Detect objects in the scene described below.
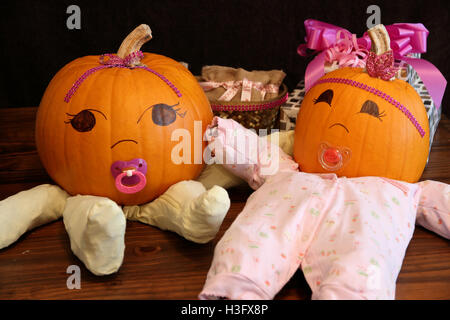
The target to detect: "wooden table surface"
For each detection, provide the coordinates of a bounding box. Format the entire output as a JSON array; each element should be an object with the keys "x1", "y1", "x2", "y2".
[{"x1": 0, "y1": 107, "x2": 449, "y2": 300}]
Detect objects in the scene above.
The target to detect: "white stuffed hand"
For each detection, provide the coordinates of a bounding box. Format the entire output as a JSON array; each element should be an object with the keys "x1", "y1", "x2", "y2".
[{"x1": 124, "y1": 180, "x2": 230, "y2": 243}]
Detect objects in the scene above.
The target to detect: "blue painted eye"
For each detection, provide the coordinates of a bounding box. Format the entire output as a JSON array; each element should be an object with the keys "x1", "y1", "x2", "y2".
[
  {"x1": 152, "y1": 104, "x2": 178, "y2": 126},
  {"x1": 137, "y1": 102, "x2": 187, "y2": 126}
]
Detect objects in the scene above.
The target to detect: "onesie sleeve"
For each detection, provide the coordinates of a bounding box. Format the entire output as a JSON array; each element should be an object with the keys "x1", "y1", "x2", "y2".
[
  {"x1": 205, "y1": 117, "x2": 298, "y2": 190},
  {"x1": 415, "y1": 180, "x2": 450, "y2": 239}
]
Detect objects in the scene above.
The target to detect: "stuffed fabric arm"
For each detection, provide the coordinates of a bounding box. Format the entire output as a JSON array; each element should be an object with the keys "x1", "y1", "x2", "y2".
[
  {"x1": 415, "y1": 180, "x2": 450, "y2": 239},
  {"x1": 0, "y1": 184, "x2": 69, "y2": 249},
  {"x1": 205, "y1": 117, "x2": 298, "y2": 190},
  {"x1": 197, "y1": 130, "x2": 295, "y2": 190},
  {"x1": 196, "y1": 164, "x2": 245, "y2": 190},
  {"x1": 124, "y1": 180, "x2": 230, "y2": 243}
]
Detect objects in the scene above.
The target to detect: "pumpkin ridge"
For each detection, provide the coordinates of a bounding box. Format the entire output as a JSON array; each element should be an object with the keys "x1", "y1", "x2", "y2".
[
  {"x1": 36, "y1": 61, "x2": 79, "y2": 171},
  {"x1": 74, "y1": 64, "x2": 110, "y2": 196},
  {"x1": 57, "y1": 61, "x2": 101, "y2": 195},
  {"x1": 108, "y1": 67, "x2": 122, "y2": 198},
  {"x1": 355, "y1": 72, "x2": 381, "y2": 178},
  {"x1": 131, "y1": 66, "x2": 156, "y2": 203},
  {"x1": 132, "y1": 67, "x2": 144, "y2": 188}
]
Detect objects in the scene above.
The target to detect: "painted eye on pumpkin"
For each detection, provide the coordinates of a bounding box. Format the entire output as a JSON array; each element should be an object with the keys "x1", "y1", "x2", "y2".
[
  {"x1": 313, "y1": 89, "x2": 334, "y2": 106},
  {"x1": 359, "y1": 100, "x2": 386, "y2": 121},
  {"x1": 64, "y1": 109, "x2": 107, "y2": 132},
  {"x1": 137, "y1": 102, "x2": 187, "y2": 126}
]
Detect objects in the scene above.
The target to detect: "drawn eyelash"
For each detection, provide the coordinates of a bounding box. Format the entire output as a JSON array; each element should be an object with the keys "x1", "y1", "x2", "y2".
[
  {"x1": 359, "y1": 100, "x2": 386, "y2": 121},
  {"x1": 64, "y1": 108, "x2": 107, "y2": 132},
  {"x1": 313, "y1": 89, "x2": 334, "y2": 106}
]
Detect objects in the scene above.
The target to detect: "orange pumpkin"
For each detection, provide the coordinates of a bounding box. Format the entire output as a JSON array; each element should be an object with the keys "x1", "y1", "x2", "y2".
[
  {"x1": 36, "y1": 25, "x2": 212, "y2": 205},
  {"x1": 294, "y1": 24, "x2": 431, "y2": 183},
  {"x1": 294, "y1": 66, "x2": 429, "y2": 182}
]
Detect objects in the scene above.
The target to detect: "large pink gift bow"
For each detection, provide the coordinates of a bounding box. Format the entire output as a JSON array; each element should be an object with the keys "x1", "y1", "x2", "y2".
[
  {"x1": 298, "y1": 19, "x2": 447, "y2": 110},
  {"x1": 385, "y1": 23, "x2": 447, "y2": 110}
]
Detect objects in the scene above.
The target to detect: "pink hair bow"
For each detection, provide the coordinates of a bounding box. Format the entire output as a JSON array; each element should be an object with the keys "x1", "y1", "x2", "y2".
[
  {"x1": 324, "y1": 30, "x2": 369, "y2": 68},
  {"x1": 99, "y1": 51, "x2": 145, "y2": 67},
  {"x1": 383, "y1": 23, "x2": 446, "y2": 109},
  {"x1": 297, "y1": 19, "x2": 371, "y2": 92},
  {"x1": 298, "y1": 20, "x2": 446, "y2": 110},
  {"x1": 385, "y1": 23, "x2": 428, "y2": 58}
]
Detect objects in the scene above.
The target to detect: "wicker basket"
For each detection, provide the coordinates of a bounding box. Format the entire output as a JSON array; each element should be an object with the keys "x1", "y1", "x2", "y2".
[{"x1": 207, "y1": 84, "x2": 288, "y2": 131}]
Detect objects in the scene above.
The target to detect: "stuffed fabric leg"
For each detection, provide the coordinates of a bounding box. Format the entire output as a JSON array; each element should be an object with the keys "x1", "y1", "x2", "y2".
[
  {"x1": 124, "y1": 180, "x2": 230, "y2": 243},
  {"x1": 0, "y1": 184, "x2": 69, "y2": 249},
  {"x1": 63, "y1": 195, "x2": 126, "y2": 276}
]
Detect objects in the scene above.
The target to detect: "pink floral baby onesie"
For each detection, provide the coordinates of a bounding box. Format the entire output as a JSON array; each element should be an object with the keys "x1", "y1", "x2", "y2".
[{"x1": 199, "y1": 117, "x2": 450, "y2": 300}]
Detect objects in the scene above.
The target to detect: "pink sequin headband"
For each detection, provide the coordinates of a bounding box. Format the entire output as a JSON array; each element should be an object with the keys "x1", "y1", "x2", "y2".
[
  {"x1": 64, "y1": 51, "x2": 182, "y2": 103},
  {"x1": 314, "y1": 77, "x2": 426, "y2": 138}
]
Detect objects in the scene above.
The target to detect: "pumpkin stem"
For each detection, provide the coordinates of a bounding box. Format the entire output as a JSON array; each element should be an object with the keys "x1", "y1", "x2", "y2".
[
  {"x1": 366, "y1": 24, "x2": 398, "y2": 80},
  {"x1": 117, "y1": 24, "x2": 153, "y2": 63},
  {"x1": 367, "y1": 24, "x2": 391, "y2": 55}
]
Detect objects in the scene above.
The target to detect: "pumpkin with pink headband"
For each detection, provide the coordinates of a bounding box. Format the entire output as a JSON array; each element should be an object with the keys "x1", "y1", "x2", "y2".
[
  {"x1": 0, "y1": 25, "x2": 231, "y2": 276},
  {"x1": 294, "y1": 25, "x2": 430, "y2": 182},
  {"x1": 38, "y1": 24, "x2": 210, "y2": 205}
]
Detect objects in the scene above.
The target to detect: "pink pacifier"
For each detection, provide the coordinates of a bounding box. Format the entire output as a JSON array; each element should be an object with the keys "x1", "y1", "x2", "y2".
[
  {"x1": 111, "y1": 159, "x2": 147, "y2": 194},
  {"x1": 318, "y1": 142, "x2": 351, "y2": 171}
]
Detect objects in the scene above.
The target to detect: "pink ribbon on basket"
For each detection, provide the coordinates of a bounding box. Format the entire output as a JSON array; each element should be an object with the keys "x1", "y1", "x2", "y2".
[
  {"x1": 298, "y1": 19, "x2": 447, "y2": 109},
  {"x1": 199, "y1": 78, "x2": 279, "y2": 102}
]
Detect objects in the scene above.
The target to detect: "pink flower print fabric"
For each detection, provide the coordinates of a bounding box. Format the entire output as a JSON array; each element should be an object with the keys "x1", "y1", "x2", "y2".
[
  {"x1": 205, "y1": 116, "x2": 299, "y2": 190},
  {"x1": 199, "y1": 117, "x2": 450, "y2": 300}
]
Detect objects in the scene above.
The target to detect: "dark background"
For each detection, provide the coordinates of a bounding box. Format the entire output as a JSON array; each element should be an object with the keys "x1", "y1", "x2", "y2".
[{"x1": 1, "y1": 0, "x2": 449, "y2": 116}]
